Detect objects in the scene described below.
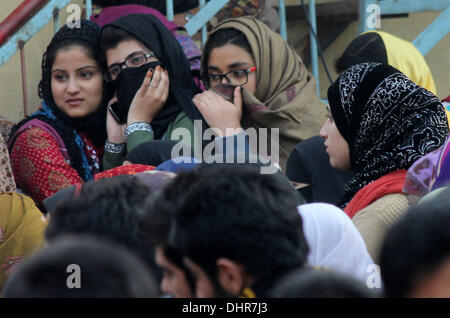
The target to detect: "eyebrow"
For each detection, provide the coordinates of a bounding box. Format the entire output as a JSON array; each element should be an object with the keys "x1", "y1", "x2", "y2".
[
  {"x1": 51, "y1": 65, "x2": 98, "y2": 73},
  {"x1": 108, "y1": 51, "x2": 143, "y2": 67},
  {"x1": 208, "y1": 61, "x2": 250, "y2": 71}
]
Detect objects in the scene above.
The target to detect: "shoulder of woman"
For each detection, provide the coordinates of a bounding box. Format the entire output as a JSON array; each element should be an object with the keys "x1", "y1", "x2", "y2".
[
  {"x1": 353, "y1": 193, "x2": 409, "y2": 226},
  {"x1": 11, "y1": 126, "x2": 63, "y2": 156}
]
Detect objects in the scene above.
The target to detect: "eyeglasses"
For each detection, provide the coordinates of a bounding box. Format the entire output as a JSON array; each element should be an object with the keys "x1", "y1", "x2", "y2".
[
  {"x1": 105, "y1": 51, "x2": 155, "y2": 82},
  {"x1": 203, "y1": 67, "x2": 257, "y2": 88}
]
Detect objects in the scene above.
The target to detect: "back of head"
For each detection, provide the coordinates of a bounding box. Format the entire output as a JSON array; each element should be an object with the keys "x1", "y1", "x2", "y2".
[
  {"x1": 380, "y1": 188, "x2": 450, "y2": 297},
  {"x1": 2, "y1": 235, "x2": 159, "y2": 298},
  {"x1": 45, "y1": 176, "x2": 156, "y2": 273},
  {"x1": 335, "y1": 31, "x2": 436, "y2": 94},
  {"x1": 269, "y1": 268, "x2": 375, "y2": 298},
  {"x1": 327, "y1": 62, "x2": 448, "y2": 206},
  {"x1": 168, "y1": 163, "x2": 309, "y2": 284},
  {"x1": 335, "y1": 32, "x2": 387, "y2": 74}
]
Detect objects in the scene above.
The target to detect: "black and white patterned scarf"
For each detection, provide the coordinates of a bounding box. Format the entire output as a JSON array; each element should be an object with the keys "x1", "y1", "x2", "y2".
[{"x1": 327, "y1": 62, "x2": 449, "y2": 207}]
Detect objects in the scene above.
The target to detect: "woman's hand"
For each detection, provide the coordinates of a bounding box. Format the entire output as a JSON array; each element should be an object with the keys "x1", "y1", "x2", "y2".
[
  {"x1": 193, "y1": 86, "x2": 243, "y2": 136},
  {"x1": 106, "y1": 96, "x2": 126, "y2": 144},
  {"x1": 127, "y1": 66, "x2": 169, "y2": 125}
]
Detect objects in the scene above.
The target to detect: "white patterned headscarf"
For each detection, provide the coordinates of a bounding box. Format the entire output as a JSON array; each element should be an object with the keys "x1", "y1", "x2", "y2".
[{"x1": 327, "y1": 62, "x2": 448, "y2": 206}]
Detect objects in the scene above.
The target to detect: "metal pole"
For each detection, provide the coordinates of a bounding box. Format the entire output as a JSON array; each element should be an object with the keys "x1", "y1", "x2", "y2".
[
  {"x1": 309, "y1": 0, "x2": 320, "y2": 97},
  {"x1": 200, "y1": 0, "x2": 207, "y2": 45},
  {"x1": 19, "y1": 42, "x2": 29, "y2": 117},
  {"x1": 279, "y1": 0, "x2": 287, "y2": 41},
  {"x1": 166, "y1": 0, "x2": 174, "y2": 21},
  {"x1": 53, "y1": 8, "x2": 59, "y2": 33},
  {"x1": 85, "y1": 0, "x2": 92, "y2": 20},
  {"x1": 412, "y1": 5, "x2": 450, "y2": 56}
]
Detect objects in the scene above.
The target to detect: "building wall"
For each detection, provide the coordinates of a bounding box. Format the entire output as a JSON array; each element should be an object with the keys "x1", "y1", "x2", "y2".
[
  {"x1": 0, "y1": 0, "x2": 83, "y2": 122},
  {"x1": 0, "y1": 0, "x2": 449, "y2": 123},
  {"x1": 316, "y1": 11, "x2": 450, "y2": 99}
]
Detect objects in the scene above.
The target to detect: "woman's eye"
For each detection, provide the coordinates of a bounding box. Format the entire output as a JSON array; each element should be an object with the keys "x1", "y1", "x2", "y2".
[
  {"x1": 209, "y1": 74, "x2": 221, "y2": 82},
  {"x1": 130, "y1": 56, "x2": 144, "y2": 66},
  {"x1": 81, "y1": 71, "x2": 93, "y2": 78},
  {"x1": 54, "y1": 73, "x2": 67, "y2": 81},
  {"x1": 162, "y1": 269, "x2": 173, "y2": 278},
  {"x1": 232, "y1": 70, "x2": 246, "y2": 78}
]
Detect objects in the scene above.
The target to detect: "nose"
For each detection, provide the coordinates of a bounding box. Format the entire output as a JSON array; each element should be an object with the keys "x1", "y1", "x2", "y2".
[
  {"x1": 221, "y1": 75, "x2": 230, "y2": 86},
  {"x1": 160, "y1": 277, "x2": 170, "y2": 296},
  {"x1": 67, "y1": 77, "x2": 80, "y2": 95},
  {"x1": 319, "y1": 119, "x2": 330, "y2": 139}
]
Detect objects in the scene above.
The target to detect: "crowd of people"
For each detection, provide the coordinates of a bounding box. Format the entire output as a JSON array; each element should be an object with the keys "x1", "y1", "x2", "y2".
[{"x1": 0, "y1": 1, "x2": 449, "y2": 298}]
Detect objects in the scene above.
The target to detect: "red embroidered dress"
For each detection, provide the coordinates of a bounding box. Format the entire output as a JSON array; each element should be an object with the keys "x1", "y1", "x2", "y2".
[{"x1": 10, "y1": 127, "x2": 103, "y2": 207}]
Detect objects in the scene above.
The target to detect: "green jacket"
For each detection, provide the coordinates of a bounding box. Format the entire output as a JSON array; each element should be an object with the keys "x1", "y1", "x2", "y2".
[{"x1": 103, "y1": 111, "x2": 196, "y2": 170}]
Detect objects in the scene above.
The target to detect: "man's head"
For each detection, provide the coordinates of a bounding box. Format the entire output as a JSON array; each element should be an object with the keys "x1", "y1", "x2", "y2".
[
  {"x1": 268, "y1": 267, "x2": 375, "y2": 298},
  {"x1": 165, "y1": 163, "x2": 309, "y2": 297},
  {"x1": 380, "y1": 188, "x2": 450, "y2": 297},
  {"x1": 45, "y1": 175, "x2": 159, "y2": 279},
  {"x1": 2, "y1": 235, "x2": 159, "y2": 298},
  {"x1": 139, "y1": 194, "x2": 195, "y2": 298}
]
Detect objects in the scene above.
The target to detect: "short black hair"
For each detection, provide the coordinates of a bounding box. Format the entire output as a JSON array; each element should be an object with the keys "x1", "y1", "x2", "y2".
[
  {"x1": 380, "y1": 188, "x2": 450, "y2": 297},
  {"x1": 2, "y1": 235, "x2": 159, "y2": 298},
  {"x1": 139, "y1": 194, "x2": 196, "y2": 292},
  {"x1": 268, "y1": 267, "x2": 376, "y2": 298},
  {"x1": 45, "y1": 176, "x2": 158, "y2": 279},
  {"x1": 334, "y1": 32, "x2": 387, "y2": 74},
  {"x1": 167, "y1": 163, "x2": 309, "y2": 285}
]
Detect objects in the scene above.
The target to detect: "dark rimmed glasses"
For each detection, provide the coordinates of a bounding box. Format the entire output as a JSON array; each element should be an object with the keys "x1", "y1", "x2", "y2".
[
  {"x1": 203, "y1": 67, "x2": 257, "y2": 88},
  {"x1": 105, "y1": 51, "x2": 155, "y2": 82}
]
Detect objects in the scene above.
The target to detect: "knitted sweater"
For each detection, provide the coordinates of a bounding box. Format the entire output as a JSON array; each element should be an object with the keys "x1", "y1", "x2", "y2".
[{"x1": 352, "y1": 193, "x2": 410, "y2": 264}]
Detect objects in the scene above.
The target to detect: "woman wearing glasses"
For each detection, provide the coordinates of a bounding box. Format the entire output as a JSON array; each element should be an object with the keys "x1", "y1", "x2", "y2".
[
  {"x1": 100, "y1": 14, "x2": 209, "y2": 170},
  {"x1": 195, "y1": 16, "x2": 327, "y2": 170}
]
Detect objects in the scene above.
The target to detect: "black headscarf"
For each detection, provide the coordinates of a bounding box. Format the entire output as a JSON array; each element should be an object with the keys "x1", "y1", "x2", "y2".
[
  {"x1": 9, "y1": 20, "x2": 109, "y2": 181},
  {"x1": 328, "y1": 62, "x2": 449, "y2": 207},
  {"x1": 335, "y1": 32, "x2": 387, "y2": 73},
  {"x1": 103, "y1": 14, "x2": 207, "y2": 140},
  {"x1": 286, "y1": 135, "x2": 353, "y2": 205}
]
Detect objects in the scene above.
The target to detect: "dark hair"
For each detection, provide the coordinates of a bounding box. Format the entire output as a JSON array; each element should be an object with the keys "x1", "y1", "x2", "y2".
[
  {"x1": 380, "y1": 188, "x2": 450, "y2": 297},
  {"x1": 269, "y1": 267, "x2": 376, "y2": 298},
  {"x1": 9, "y1": 20, "x2": 108, "y2": 184},
  {"x1": 334, "y1": 32, "x2": 387, "y2": 74},
  {"x1": 139, "y1": 194, "x2": 196, "y2": 293},
  {"x1": 100, "y1": 25, "x2": 136, "y2": 53},
  {"x1": 45, "y1": 175, "x2": 159, "y2": 279},
  {"x1": 167, "y1": 163, "x2": 309, "y2": 286},
  {"x1": 201, "y1": 28, "x2": 253, "y2": 81},
  {"x1": 2, "y1": 235, "x2": 159, "y2": 298}
]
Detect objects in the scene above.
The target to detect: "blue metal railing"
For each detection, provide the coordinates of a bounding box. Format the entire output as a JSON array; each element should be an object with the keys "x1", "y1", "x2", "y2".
[
  {"x1": 0, "y1": 0, "x2": 70, "y2": 68},
  {"x1": 1, "y1": 0, "x2": 448, "y2": 104},
  {"x1": 359, "y1": 0, "x2": 450, "y2": 56}
]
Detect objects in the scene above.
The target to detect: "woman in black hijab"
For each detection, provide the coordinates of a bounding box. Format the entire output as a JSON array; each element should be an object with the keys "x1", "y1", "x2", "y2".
[
  {"x1": 321, "y1": 62, "x2": 448, "y2": 262},
  {"x1": 100, "y1": 14, "x2": 208, "y2": 169}
]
